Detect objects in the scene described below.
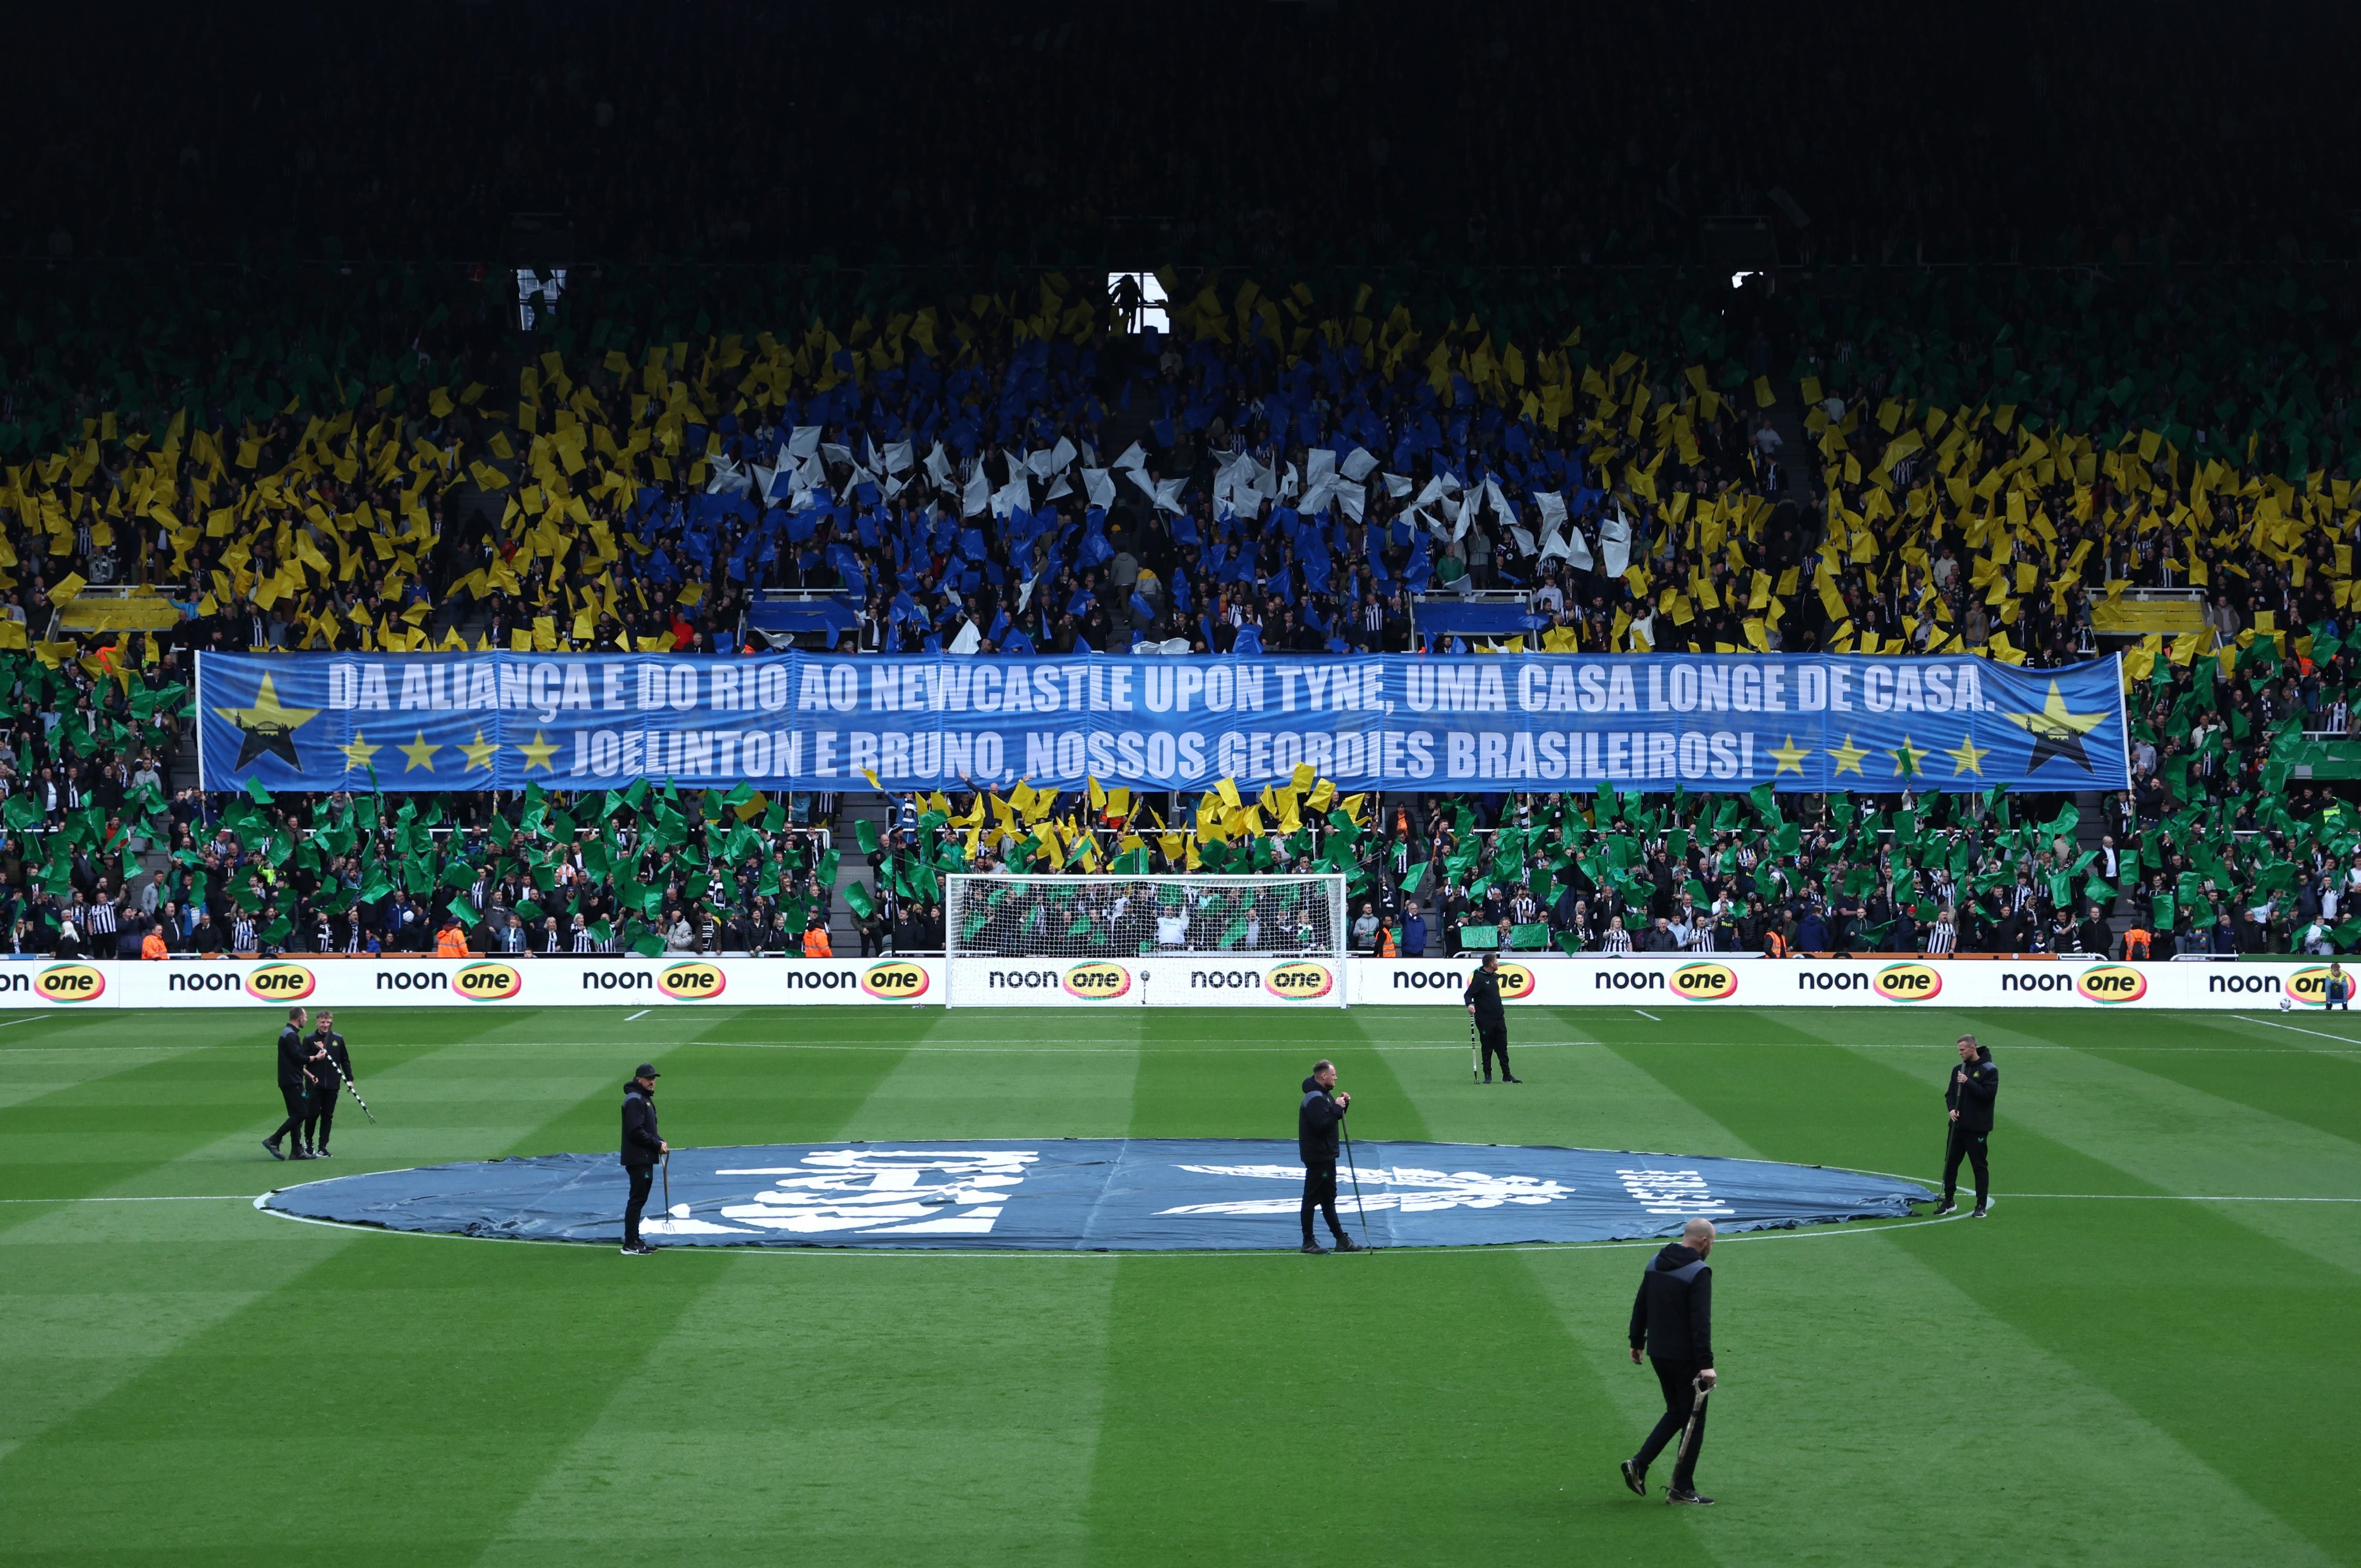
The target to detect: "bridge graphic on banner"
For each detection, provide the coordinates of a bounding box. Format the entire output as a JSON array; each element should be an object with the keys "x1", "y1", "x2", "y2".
[{"x1": 198, "y1": 651, "x2": 2126, "y2": 795}]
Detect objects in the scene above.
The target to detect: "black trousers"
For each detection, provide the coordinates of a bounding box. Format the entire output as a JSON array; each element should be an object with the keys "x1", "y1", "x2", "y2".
[
  {"x1": 270, "y1": 1086, "x2": 312, "y2": 1149},
  {"x1": 1634, "y1": 1357, "x2": 1707, "y2": 1490},
  {"x1": 304, "y1": 1082, "x2": 336, "y2": 1150},
  {"x1": 1479, "y1": 1022, "x2": 1512, "y2": 1080},
  {"x1": 624, "y1": 1164, "x2": 656, "y2": 1246},
  {"x1": 1944, "y1": 1122, "x2": 1992, "y2": 1205},
  {"x1": 1300, "y1": 1160, "x2": 1345, "y2": 1244}
]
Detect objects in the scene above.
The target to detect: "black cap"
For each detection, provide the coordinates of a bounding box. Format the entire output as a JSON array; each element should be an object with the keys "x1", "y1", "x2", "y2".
[{"x1": 633, "y1": 1064, "x2": 661, "y2": 1080}]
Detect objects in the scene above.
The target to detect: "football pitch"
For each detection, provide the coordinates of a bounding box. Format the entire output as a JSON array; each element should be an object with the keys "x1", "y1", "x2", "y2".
[{"x1": 2, "y1": 1002, "x2": 2355, "y2": 1567}]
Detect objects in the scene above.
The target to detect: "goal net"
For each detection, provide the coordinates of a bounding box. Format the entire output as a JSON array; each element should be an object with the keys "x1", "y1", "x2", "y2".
[{"x1": 945, "y1": 874, "x2": 1349, "y2": 1007}]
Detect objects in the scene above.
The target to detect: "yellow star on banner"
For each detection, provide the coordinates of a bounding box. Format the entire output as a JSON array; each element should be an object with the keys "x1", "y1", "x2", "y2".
[
  {"x1": 1946, "y1": 734, "x2": 1991, "y2": 776},
  {"x1": 211, "y1": 672, "x2": 322, "y2": 769},
  {"x1": 1889, "y1": 735, "x2": 1930, "y2": 777},
  {"x1": 1825, "y1": 735, "x2": 1869, "y2": 777},
  {"x1": 1768, "y1": 734, "x2": 1810, "y2": 776},
  {"x1": 338, "y1": 732, "x2": 382, "y2": 771},
  {"x1": 398, "y1": 730, "x2": 440, "y2": 772},
  {"x1": 457, "y1": 730, "x2": 500, "y2": 771},
  {"x1": 515, "y1": 730, "x2": 560, "y2": 772},
  {"x1": 2002, "y1": 679, "x2": 2106, "y2": 773}
]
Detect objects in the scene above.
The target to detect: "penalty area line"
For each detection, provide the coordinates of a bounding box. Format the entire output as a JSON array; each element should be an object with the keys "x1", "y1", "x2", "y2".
[{"x1": 1633, "y1": 1009, "x2": 1661, "y2": 1021}]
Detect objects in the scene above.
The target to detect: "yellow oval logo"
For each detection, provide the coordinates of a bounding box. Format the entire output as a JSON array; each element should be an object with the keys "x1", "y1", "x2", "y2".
[
  {"x1": 1874, "y1": 962, "x2": 1944, "y2": 1002},
  {"x1": 36, "y1": 962, "x2": 105, "y2": 1003},
  {"x1": 243, "y1": 962, "x2": 317, "y2": 1001},
  {"x1": 452, "y1": 961, "x2": 524, "y2": 1001},
  {"x1": 1670, "y1": 961, "x2": 1740, "y2": 1002},
  {"x1": 1062, "y1": 961, "x2": 1132, "y2": 1000},
  {"x1": 2285, "y1": 965, "x2": 2339, "y2": 1006},
  {"x1": 657, "y1": 962, "x2": 726, "y2": 1000},
  {"x1": 2075, "y1": 964, "x2": 2148, "y2": 1004},
  {"x1": 862, "y1": 961, "x2": 931, "y2": 999},
  {"x1": 1495, "y1": 962, "x2": 1537, "y2": 1001},
  {"x1": 1264, "y1": 960, "x2": 1336, "y2": 1000}
]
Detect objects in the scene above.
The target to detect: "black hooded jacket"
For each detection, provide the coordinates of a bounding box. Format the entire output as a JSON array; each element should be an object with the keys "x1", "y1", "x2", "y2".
[
  {"x1": 1298, "y1": 1076, "x2": 1346, "y2": 1166},
  {"x1": 621, "y1": 1082, "x2": 663, "y2": 1168},
  {"x1": 1945, "y1": 1049, "x2": 1999, "y2": 1132},
  {"x1": 1463, "y1": 964, "x2": 1506, "y2": 1026},
  {"x1": 1629, "y1": 1241, "x2": 1714, "y2": 1366}
]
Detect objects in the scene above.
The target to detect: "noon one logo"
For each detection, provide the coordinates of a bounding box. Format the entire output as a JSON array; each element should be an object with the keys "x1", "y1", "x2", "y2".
[
  {"x1": 454, "y1": 961, "x2": 525, "y2": 1000},
  {"x1": 35, "y1": 963, "x2": 105, "y2": 1003},
  {"x1": 1874, "y1": 963, "x2": 1943, "y2": 1002},
  {"x1": 1063, "y1": 961, "x2": 1132, "y2": 1000},
  {"x1": 1264, "y1": 961, "x2": 1334, "y2": 1000},
  {"x1": 658, "y1": 962, "x2": 726, "y2": 1000},
  {"x1": 2074, "y1": 965, "x2": 2147, "y2": 1004},
  {"x1": 862, "y1": 962, "x2": 930, "y2": 999},
  {"x1": 1670, "y1": 962, "x2": 1739, "y2": 1001},
  {"x1": 244, "y1": 964, "x2": 318, "y2": 1001},
  {"x1": 2284, "y1": 966, "x2": 2338, "y2": 1006}
]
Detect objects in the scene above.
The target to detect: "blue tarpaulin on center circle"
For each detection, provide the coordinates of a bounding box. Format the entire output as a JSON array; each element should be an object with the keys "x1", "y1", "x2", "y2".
[{"x1": 261, "y1": 1140, "x2": 1932, "y2": 1250}]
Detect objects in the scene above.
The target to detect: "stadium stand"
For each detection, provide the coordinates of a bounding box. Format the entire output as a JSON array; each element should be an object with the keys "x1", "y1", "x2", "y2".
[{"x1": 3, "y1": 4, "x2": 2359, "y2": 966}]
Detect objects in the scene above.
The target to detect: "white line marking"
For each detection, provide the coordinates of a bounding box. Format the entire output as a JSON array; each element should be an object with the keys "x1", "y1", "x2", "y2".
[
  {"x1": 625, "y1": 1009, "x2": 650, "y2": 1022},
  {"x1": 2236, "y1": 1014, "x2": 2361, "y2": 1046},
  {"x1": 0, "y1": 1015, "x2": 55, "y2": 1029},
  {"x1": 1633, "y1": 1010, "x2": 1661, "y2": 1021},
  {"x1": 0, "y1": 1193, "x2": 262, "y2": 1204},
  {"x1": 1997, "y1": 1193, "x2": 2361, "y2": 1203}
]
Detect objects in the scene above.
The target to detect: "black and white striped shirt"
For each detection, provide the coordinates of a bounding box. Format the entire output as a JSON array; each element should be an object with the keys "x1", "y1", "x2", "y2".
[
  {"x1": 84, "y1": 900, "x2": 118, "y2": 936},
  {"x1": 1926, "y1": 919, "x2": 1958, "y2": 954},
  {"x1": 1600, "y1": 924, "x2": 1634, "y2": 954}
]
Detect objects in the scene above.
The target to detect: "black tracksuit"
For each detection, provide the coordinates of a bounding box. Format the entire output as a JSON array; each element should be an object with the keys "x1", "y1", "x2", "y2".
[
  {"x1": 1298, "y1": 1076, "x2": 1349, "y2": 1246},
  {"x1": 302, "y1": 1030, "x2": 351, "y2": 1152},
  {"x1": 1464, "y1": 965, "x2": 1511, "y2": 1079},
  {"x1": 1943, "y1": 1050, "x2": 2000, "y2": 1206},
  {"x1": 269, "y1": 1023, "x2": 320, "y2": 1151},
  {"x1": 621, "y1": 1082, "x2": 664, "y2": 1245},
  {"x1": 1628, "y1": 1241, "x2": 1715, "y2": 1490}
]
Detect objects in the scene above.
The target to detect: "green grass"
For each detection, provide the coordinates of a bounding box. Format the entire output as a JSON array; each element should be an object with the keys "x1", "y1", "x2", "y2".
[{"x1": 2, "y1": 1000, "x2": 2356, "y2": 1567}]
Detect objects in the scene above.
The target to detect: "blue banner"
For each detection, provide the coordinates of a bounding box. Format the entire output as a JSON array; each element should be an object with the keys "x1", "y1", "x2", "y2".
[
  {"x1": 197, "y1": 650, "x2": 2126, "y2": 795},
  {"x1": 262, "y1": 1139, "x2": 1932, "y2": 1249}
]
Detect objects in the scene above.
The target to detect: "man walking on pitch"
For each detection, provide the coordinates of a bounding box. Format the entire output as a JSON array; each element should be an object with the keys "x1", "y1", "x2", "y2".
[
  {"x1": 301, "y1": 1011, "x2": 353, "y2": 1158},
  {"x1": 1465, "y1": 951, "x2": 1519, "y2": 1082},
  {"x1": 1297, "y1": 1060, "x2": 1363, "y2": 1254},
  {"x1": 1621, "y1": 1218, "x2": 1718, "y2": 1505},
  {"x1": 620, "y1": 1064, "x2": 668, "y2": 1255},
  {"x1": 1936, "y1": 1034, "x2": 1998, "y2": 1217},
  {"x1": 263, "y1": 1007, "x2": 324, "y2": 1161}
]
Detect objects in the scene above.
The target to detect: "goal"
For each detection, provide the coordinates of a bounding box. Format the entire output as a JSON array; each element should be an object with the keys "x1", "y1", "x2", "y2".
[{"x1": 945, "y1": 874, "x2": 1349, "y2": 1007}]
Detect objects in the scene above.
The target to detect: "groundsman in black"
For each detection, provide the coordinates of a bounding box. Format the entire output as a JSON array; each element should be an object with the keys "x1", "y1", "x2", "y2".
[
  {"x1": 1938, "y1": 1034, "x2": 1998, "y2": 1216},
  {"x1": 1296, "y1": 1059, "x2": 1359, "y2": 1253},
  {"x1": 1623, "y1": 1217, "x2": 1718, "y2": 1504},
  {"x1": 263, "y1": 1006, "x2": 322, "y2": 1161},
  {"x1": 619, "y1": 1064, "x2": 668, "y2": 1254},
  {"x1": 1463, "y1": 951, "x2": 1517, "y2": 1082}
]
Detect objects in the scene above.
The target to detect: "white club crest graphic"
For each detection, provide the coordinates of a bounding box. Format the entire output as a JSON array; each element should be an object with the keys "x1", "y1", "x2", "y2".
[
  {"x1": 647, "y1": 1148, "x2": 1038, "y2": 1237},
  {"x1": 1158, "y1": 1164, "x2": 1576, "y2": 1216}
]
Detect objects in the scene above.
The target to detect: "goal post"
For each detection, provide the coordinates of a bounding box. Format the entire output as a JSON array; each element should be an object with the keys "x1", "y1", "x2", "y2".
[{"x1": 945, "y1": 873, "x2": 1349, "y2": 1007}]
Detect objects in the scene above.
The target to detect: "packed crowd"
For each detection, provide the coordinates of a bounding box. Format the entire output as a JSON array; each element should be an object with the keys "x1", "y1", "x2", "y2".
[{"x1": 0, "y1": 250, "x2": 2358, "y2": 955}]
